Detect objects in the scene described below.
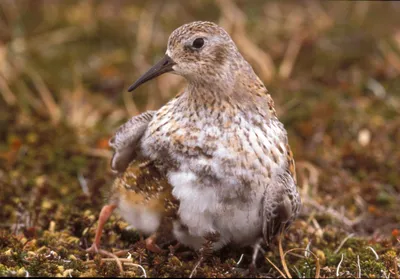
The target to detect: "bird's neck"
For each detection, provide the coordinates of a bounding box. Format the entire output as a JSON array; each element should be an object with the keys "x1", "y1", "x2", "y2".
[{"x1": 184, "y1": 65, "x2": 263, "y2": 110}]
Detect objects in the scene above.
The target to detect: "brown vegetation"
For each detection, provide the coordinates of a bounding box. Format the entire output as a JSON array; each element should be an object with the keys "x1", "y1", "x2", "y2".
[{"x1": 0, "y1": 1, "x2": 399, "y2": 277}]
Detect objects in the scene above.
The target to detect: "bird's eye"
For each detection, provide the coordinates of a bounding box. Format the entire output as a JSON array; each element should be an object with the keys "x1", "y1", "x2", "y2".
[{"x1": 192, "y1": 38, "x2": 204, "y2": 49}]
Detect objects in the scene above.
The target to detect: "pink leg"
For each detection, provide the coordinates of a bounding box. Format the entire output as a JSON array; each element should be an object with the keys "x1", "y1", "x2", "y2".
[
  {"x1": 86, "y1": 204, "x2": 117, "y2": 253},
  {"x1": 145, "y1": 233, "x2": 165, "y2": 254}
]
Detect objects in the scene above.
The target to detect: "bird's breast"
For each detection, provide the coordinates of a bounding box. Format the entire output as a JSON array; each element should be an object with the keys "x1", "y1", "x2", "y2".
[{"x1": 141, "y1": 105, "x2": 289, "y2": 192}]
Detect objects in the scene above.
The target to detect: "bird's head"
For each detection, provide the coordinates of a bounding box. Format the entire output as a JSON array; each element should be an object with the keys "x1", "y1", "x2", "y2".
[{"x1": 128, "y1": 21, "x2": 244, "y2": 92}]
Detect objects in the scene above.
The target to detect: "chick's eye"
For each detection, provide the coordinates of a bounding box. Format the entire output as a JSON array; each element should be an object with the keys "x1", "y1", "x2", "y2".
[{"x1": 192, "y1": 38, "x2": 204, "y2": 49}]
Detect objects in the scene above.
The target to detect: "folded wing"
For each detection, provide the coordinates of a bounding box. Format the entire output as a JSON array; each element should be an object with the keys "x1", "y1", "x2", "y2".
[
  {"x1": 109, "y1": 111, "x2": 156, "y2": 173},
  {"x1": 262, "y1": 170, "x2": 301, "y2": 245}
]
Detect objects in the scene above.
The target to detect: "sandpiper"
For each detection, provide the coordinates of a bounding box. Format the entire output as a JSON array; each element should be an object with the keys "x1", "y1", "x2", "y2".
[{"x1": 106, "y1": 21, "x2": 301, "y2": 267}]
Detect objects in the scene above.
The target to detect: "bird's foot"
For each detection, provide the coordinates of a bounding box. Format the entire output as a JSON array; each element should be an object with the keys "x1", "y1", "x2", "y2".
[
  {"x1": 86, "y1": 242, "x2": 129, "y2": 257},
  {"x1": 204, "y1": 231, "x2": 220, "y2": 243},
  {"x1": 85, "y1": 245, "x2": 125, "y2": 274},
  {"x1": 145, "y1": 236, "x2": 165, "y2": 254},
  {"x1": 248, "y1": 263, "x2": 259, "y2": 276},
  {"x1": 168, "y1": 242, "x2": 181, "y2": 256},
  {"x1": 86, "y1": 243, "x2": 100, "y2": 254},
  {"x1": 249, "y1": 238, "x2": 265, "y2": 273},
  {"x1": 190, "y1": 232, "x2": 220, "y2": 278},
  {"x1": 141, "y1": 232, "x2": 167, "y2": 254}
]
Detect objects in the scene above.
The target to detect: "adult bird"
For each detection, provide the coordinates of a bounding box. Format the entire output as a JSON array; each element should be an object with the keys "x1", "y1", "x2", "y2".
[{"x1": 114, "y1": 21, "x2": 301, "y2": 266}]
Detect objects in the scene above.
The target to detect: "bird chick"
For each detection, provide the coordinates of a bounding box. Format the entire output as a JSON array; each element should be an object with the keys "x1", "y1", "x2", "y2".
[{"x1": 86, "y1": 158, "x2": 179, "y2": 255}]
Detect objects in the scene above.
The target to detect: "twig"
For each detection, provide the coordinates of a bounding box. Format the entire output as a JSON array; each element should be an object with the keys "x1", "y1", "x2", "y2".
[
  {"x1": 336, "y1": 253, "x2": 344, "y2": 278},
  {"x1": 334, "y1": 233, "x2": 355, "y2": 254}
]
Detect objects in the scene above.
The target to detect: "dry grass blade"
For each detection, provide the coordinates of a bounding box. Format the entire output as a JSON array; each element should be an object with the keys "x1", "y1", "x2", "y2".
[
  {"x1": 336, "y1": 253, "x2": 344, "y2": 278},
  {"x1": 216, "y1": 0, "x2": 275, "y2": 82},
  {"x1": 85, "y1": 256, "x2": 146, "y2": 277},
  {"x1": 379, "y1": 41, "x2": 400, "y2": 74},
  {"x1": 81, "y1": 148, "x2": 112, "y2": 159},
  {"x1": 10, "y1": 27, "x2": 82, "y2": 55},
  {"x1": 236, "y1": 254, "x2": 244, "y2": 266},
  {"x1": 265, "y1": 256, "x2": 287, "y2": 278},
  {"x1": 96, "y1": 249, "x2": 124, "y2": 274},
  {"x1": 296, "y1": 161, "x2": 320, "y2": 198},
  {"x1": 29, "y1": 27, "x2": 82, "y2": 53},
  {"x1": 0, "y1": 73, "x2": 17, "y2": 105},
  {"x1": 25, "y1": 68, "x2": 61, "y2": 125},
  {"x1": 283, "y1": 248, "x2": 321, "y2": 278},
  {"x1": 305, "y1": 0, "x2": 333, "y2": 31},
  {"x1": 357, "y1": 255, "x2": 361, "y2": 278},
  {"x1": 304, "y1": 197, "x2": 359, "y2": 229},
  {"x1": 278, "y1": 33, "x2": 306, "y2": 80},
  {"x1": 123, "y1": 88, "x2": 139, "y2": 116},
  {"x1": 189, "y1": 257, "x2": 203, "y2": 278},
  {"x1": 367, "y1": 246, "x2": 379, "y2": 260},
  {"x1": 278, "y1": 234, "x2": 292, "y2": 278},
  {"x1": 124, "y1": 263, "x2": 147, "y2": 278},
  {"x1": 77, "y1": 173, "x2": 90, "y2": 197},
  {"x1": 1, "y1": 1, "x2": 399, "y2": 278},
  {"x1": 15, "y1": 78, "x2": 46, "y2": 114},
  {"x1": 334, "y1": 233, "x2": 355, "y2": 254}
]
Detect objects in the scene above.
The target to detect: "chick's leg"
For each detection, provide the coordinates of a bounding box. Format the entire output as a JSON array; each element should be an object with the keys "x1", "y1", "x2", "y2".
[
  {"x1": 86, "y1": 204, "x2": 117, "y2": 253},
  {"x1": 145, "y1": 232, "x2": 164, "y2": 254}
]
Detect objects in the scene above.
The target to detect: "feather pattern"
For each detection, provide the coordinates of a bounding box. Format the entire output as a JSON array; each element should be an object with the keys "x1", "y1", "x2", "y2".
[{"x1": 109, "y1": 111, "x2": 156, "y2": 173}]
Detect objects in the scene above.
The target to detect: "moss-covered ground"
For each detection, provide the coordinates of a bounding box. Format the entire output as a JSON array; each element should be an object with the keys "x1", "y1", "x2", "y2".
[{"x1": 0, "y1": 1, "x2": 399, "y2": 277}]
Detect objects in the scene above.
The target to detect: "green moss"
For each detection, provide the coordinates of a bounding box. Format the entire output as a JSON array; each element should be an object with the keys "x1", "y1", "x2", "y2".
[{"x1": 0, "y1": 1, "x2": 399, "y2": 277}]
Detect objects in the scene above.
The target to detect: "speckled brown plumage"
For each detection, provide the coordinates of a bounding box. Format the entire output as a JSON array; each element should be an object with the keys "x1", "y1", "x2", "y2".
[
  {"x1": 99, "y1": 21, "x2": 301, "y2": 259},
  {"x1": 109, "y1": 160, "x2": 179, "y2": 231},
  {"x1": 87, "y1": 160, "x2": 179, "y2": 254}
]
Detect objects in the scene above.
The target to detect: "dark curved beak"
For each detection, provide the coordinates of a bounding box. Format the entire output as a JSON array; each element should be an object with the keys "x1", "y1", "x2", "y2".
[{"x1": 128, "y1": 54, "x2": 176, "y2": 92}]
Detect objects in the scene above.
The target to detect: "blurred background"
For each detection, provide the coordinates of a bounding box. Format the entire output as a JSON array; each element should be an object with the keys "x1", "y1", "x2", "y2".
[{"x1": 0, "y1": 0, "x2": 399, "y2": 277}]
